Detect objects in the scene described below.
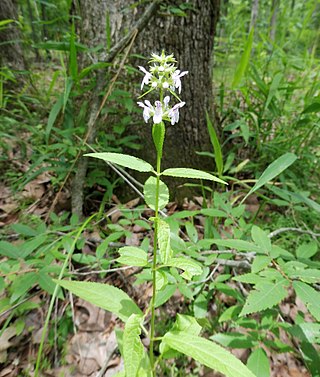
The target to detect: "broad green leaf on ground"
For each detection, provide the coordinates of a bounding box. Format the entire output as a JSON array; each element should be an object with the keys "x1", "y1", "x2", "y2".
[
  {"x1": 293, "y1": 281, "x2": 320, "y2": 321},
  {"x1": 172, "y1": 314, "x2": 202, "y2": 336},
  {"x1": 0, "y1": 241, "x2": 20, "y2": 259},
  {"x1": 164, "y1": 257, "x2": 202, "y2": 280},
  {"x1": 158, "y1": 219, "x2": 172, "y2": 264},
  {"x1": 163, "y1": 332, "x2": 256, "y2": 377},
  {"x1": 162, "y1": 168, "x2": 227, "y2": 184},
  {"x1": 117, "y1": 246, "x2": 148, "y2": 267},
  {"x1": 123, "y1": 314, "x2": 144, "y2": 377},
  {"x1": 84, "y1": 152, "x2": 153, "y2": 172},
  {"x1": 296, "y1": 241, "x2": 318, "y2": 259},
  {"x1": 251, "y1": 256, "x2": 272, "y2": 273},
  {"x1": 206, "y1": 111, "x2": 223, "y2": 176},
  {"x1": 210, "y1": 239, "x2": 262, "y2": 253},
  {"x1": 251, "y1": 226, "x2": 271, "y2": 254},
  {"x1": 211, "y1": 332, "x2": 256, "y2": 349},
  {"x1": 55, "y1": 280, "x2": 142, "y2": 321},
  {"x1": 247, "y1": 348, "x2": 270, "y2": 377},
  {"x1": 240, "y1": 278, "x2": 290, "y2": 316},
  {"x1": 241, "y1": 153, "x2": 297, "y2": 203},
  {"x1": 232, "y1": 28, "x2": 254, "y2": 88},
  {"x1": 143, "y1": 177, "x2": 169, "y2": 210},
  {"x1": 10, "y1": 273, "x2": 38, "y2": 303},
  {"x1": 155, "y1": 284, "x2": 176, "y2": 308}
]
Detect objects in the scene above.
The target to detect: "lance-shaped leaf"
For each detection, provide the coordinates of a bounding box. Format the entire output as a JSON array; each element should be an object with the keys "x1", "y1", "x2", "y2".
[
  {"x1": 241, "y1": 153, "x2": 297, "y2": 203},
  {"x1": 85, "y1": 152, "x2": 153, "y2": 172},
  {"x1": 144, "y1": 177, "x2": 169, "y2": 210},
  {"x1": 163, "y1": 332, "x2": 256, "y2": 377},
  {"x1": 240, "y1": 278, "x2": 290, "y2": 316},
  {"x1": 158, "y1": 219, "x2": 172, "y2": 263},
  {"x1": 164, "y1": 257, "x2": 202, "y2": 280},
  {"x1": 117, "y1": 246, "x2": 148, "y2": 267},
  {"x1": 123, "y1": 314, "x2": 144, "y2": 377},
  {"x1": 162, "y1": 168, "x2": 227, "y2": 185},
  {"x1": 55, "y1": 280, "x2": 142, "y2": 322}
]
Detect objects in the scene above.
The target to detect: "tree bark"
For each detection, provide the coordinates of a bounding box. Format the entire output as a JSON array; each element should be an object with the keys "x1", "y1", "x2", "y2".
[{"x1": 0, "y1": 0, "x2": 25, "y2": 69}]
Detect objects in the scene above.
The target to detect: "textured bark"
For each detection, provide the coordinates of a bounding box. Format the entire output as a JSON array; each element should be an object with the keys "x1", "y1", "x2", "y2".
[
  {"x1": 0, "y1": 0, "x2": 25, "y2": 69},
  {"x1": 133, "y1": 0, "x2": 220, "y2": 175}
]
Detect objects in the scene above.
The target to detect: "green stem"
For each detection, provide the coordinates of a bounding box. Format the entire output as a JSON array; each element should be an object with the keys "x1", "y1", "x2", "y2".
[
  {"x1": 149, "y1": 146, "x2": 161, "y2": 376},
  {"x1": 34, "y1": 214, "x2": 96, "y2": 376}
]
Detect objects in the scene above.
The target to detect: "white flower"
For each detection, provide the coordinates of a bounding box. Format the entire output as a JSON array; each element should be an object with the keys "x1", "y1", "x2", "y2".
[
  {"x1": 137, "y1": 100, "x2": 165, "y2": 124},
  {"x1": 138, "y1": 66, "x2": 152, "y2": 90},
  {"x1": 172, "y1": 69, "x2": 188, "y2": 93},
  {"x1": 137, "y1": 100, "x2": 154, "y2": 123},
  {"x1": 162, "y1": 82, "x2": 169, "y2": 89},
  {"x1": 168, "y1": 102, "x2": 185, "y2": 125}
]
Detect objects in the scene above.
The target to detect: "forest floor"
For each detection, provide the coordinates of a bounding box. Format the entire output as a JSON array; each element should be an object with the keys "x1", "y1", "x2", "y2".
[{"x1": 0, "y1": 159, "x2": 313, "y2": 377}]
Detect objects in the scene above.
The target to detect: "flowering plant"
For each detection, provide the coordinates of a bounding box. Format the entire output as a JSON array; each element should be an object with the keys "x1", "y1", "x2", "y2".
[{"x1": 55, "y1": 51, "x2": 255, "y2": 377}]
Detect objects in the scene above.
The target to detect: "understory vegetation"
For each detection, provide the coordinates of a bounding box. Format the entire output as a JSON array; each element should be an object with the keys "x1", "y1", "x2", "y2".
[{"x1": 0, "y1": 0, "x2": 319, "y2": 376}]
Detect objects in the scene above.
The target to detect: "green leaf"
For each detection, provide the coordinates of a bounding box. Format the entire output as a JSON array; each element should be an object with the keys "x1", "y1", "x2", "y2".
[
  {"x1": 211, "y1": 239, "x2": 262, "y2": 253},
  {"x1": 152, "y1": 122, "x2": 165, "y2": 158},
  {"x1": 251, "y1": 256, "x2": 272, "y2": 273},
  {"x1": 240, "y1": 278, "x2": 289, "y2": 316},
  {"x1": 193, "y1": 293, "x2": 208, "y2": 318},
  {"x1": 123, "y1": 314, "x2": 144, "y2": 377},
  {"x1": 242, "y1": 153, "x2": 297, "y2": 203},
  {"x1": 69, "y1": 22, "x2": 78, "y2": 82},
  {"x1": 10, "y1": 273, "x2": 38, "y2": 303},
  {"x1": 162, "y1": 168, "x2": 227, "y2": 185},
  {"x1": 55, "y1": 280, "x2": 142, "y2": 322},
  {"x1": 205, "y1": 111, "x2": 223, "y2": 176},
  {"x1": 247, "y1": 348, "x2": 270, "y2": 377},
  {"x1": 264, "y1": 72, "x2": 282, "y2": 111},
  {"x1": 165, "y1": 257, "x2": 202, "y2": 280},
  {"x1": 302, "y1": 101, "x2": 320, "y2": 114},
  {"x1": 155, "y1": 284, "x2": 176, "y2": 307},
  {"x1": 232, "y1": 28, "x2": 254, "y2": 88},
  {"x1": 172, "y1": 314, "x2": 202, "y2": 336},
  {"x1": 289, "y1": 269, "x2": 320, "y2": 284},
  {"x1": 10, "y1": 224, "x2": 38, "y2": 237},
  {"x1": 293, "y1": 281, "x2": 320, "y2": 321},
  {"x1": 211, "y1": 332, "x2": 256, "y2": 348},
  {"x1": 251, "y1": 226, "x2": 271, "y2": 254},
  {"x1": 158, "y1": 219, "x2": 172, "y2": 264},
  {"x1": 38, "y1": 271, "x2": 64, "y2": 300},
  {"x1": 144, "y1": 177, "x2": 169, "y2": 211},
  {"x1": 0, "y1": 241, "x2": 20, "y2": 259},
  {"x1": 85, "y1": 153, "x2": 153, "y2": 172},
  {"x1": 163, "y1": 332, "x2": 256, "y2": 377},
  {"x1": 46, "y1": 94, "x2": 63, "y2": 143},
  {"x1": 117, "y1": 246, "x2": 148, "y2": 267},
  {"x1": 296, "y1": 241, "x2": 318, "y2": 259}
]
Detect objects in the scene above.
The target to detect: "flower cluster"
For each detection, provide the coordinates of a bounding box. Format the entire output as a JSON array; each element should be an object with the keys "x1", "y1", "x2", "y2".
[{"x1": 137, "y1": 51, "x2": 188, "y2": 125}]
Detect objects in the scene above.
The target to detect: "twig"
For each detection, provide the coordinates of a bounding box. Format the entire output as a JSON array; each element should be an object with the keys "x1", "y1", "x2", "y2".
[{"x1": 268, "y1": 227, "x2": 320, "y2": 239}]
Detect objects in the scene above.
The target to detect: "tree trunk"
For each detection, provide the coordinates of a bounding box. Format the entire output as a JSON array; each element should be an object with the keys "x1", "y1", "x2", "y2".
[{"x1": 0, "y1": 0, "x2": 25, "y2": 69}]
